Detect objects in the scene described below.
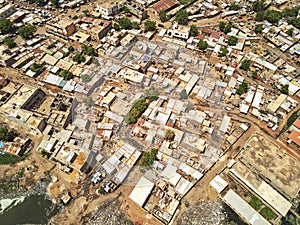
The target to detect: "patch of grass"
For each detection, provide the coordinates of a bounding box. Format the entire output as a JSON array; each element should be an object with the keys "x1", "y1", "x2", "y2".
[
  {"x1": 260, "y1": 206, "x2": 276, "y2": 221},
  {"x1": 249, "y1": 195, "x2": 263, "y2": 210},
  {"x1": 279, "y1": 109, "x2": 299, "y2": 136}
]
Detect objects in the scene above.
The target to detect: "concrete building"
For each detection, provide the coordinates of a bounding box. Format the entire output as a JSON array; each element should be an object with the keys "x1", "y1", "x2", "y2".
[
  {"x1": 46, "y1": 19, "x2": 76, "y2": 39},
  {"x1": 0, "y1": 4, "x2": 16, "y2": 20},
  {"x1": 95, "y1": 0, "x2": 126, "y2": 18},
  {"x1": 167, "y1": 23, "x2": 190, "y2": 40}
]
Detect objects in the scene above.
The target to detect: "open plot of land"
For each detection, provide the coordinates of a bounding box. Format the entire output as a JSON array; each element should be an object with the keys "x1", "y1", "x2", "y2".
[{"x1": 236, "y1": 133, "x2": 300, "y2": 199}]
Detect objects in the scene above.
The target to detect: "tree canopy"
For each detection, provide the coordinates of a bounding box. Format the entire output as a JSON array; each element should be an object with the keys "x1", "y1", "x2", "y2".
[
  {"x1": 30, "y1": 63, "x2": 44, "y2": 74},
  {"x1": 18, "y1": 24, "x2": 37, "y2": 39},
  {"x1": 281, "y1": 84, "x2": 289, "y2": 95},
  {"x1": 255, "y1": 11, "x2": 265, "y2": 21},
  {"x1": 197, "y1": 39, "x2": 208, "y2": 50},
  {"x1": 144, "y1": 87, "x2": 159, "y2": 101},
  {"x1": 81, "y1": 44, "x2": 96, "y2": 56},
  {"x1": 165, "y1": 129, "x2": 175, "y2": 141},
  {"x1": 255, "y1": 24, "x2": 263, "y2": 33},
  {"x1": 140, "y1": 148, "x2": 158, "y2": 167},
  {"x1": 144, "y1": 20, "x2": 156, "y2": 32},
  {"x1": 264, "y1": 10, "x2": 282, "y2": 24},
  {"x1": 73, "y1": 53, "x2": 86, "y2": 63},
  {"x1": 118, "y1": 17, "x2": 132, "y2": 29},
  {"x1": 2, "y1": 37, "x2": 16, "y2": 48},
  {"x1": 190, "y1": 25, "x2": 198, "y2": 37},
  {"x1": 60, "y1": 70, "x2": 73, "y2": 80},
  {"x1": 125, "y1": 98, "x2": 148, "y2": 124},
  {"x1": 81, "y1": 74, "x2": 92, "y2": 83},
  {"x1": 218, "y1": 47, "x2": 229, "y2": 57},
  {"x1": 0, "y1": 127, "x2": 14, "y2": 142},
  {"x1": 236, "y1": 82, "x2": 249, "y2": 95},
  {"x1": 252, "y1": 0, "x2": 265, "y2": 12},
  {"x1": 179, "y1": 89, "x2": 188, "y2": 99},
  {"x1": 229, "y1": 3, "x2": 240, "y2": 11},
  {"x1": 0, "y1": 19, "x2": 13, "y2": 34},
  {"x1": 159, "y1": 10, "x2": 167, "y2": 22},
  {"x1": 228, "y1": 36, "x2": 238, "y2": 46},
  {"x1": 84, "y1": 97, "x2": 94, "y2": 107},
  {"x1": 132, "y1": 21, "x2": 140, "y2": 30},
  {"x1": 240, "y1": 59, "x2": 251, "y2": 71},
  {"x1": 175, "y1": 9, "x2": 188, "y2": 25}
]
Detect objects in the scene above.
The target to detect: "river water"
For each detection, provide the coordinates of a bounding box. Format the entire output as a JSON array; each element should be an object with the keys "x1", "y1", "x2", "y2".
[{"x1": 0, "y1": 194, "x2": 60, "y2": 225}]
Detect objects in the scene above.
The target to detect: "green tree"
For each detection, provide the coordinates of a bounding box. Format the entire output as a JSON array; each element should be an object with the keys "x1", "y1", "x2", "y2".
[
  {"x1": 140, "y1": 148, "x2": 158, "y2": 167},
  {"x1": 179, "y1": 89, "x2": 188, "y2": 99},
  {"x1": 255, "y1": 11, "x2": 265, "y2": 21},
  {"x1": 159, "y1": 10, "x2": 167, "y2": 22},
  {"x1": 283, "y1": 7, "x2": 300, "y2": 18},
  {"x1": 179, "y1": 0, "x2": 192, "y2": 4},
  {"x1": 144, "y1": 87, "x2": 159, "y2": 101},
  {"x1": 197, "y1": 39, "x2": 208, "y2": 50},
  {"x1": 50, "y1": 0, "x2": 59, "y2": 7},
  {"x1": 81, "y1": 44, "x2": 96, "y2": 56},
  {"x1": 124, "y1": 7, "x2": 130, "y2": 14},
  {"x1": 236, "y1": 82, "x2": 249, "y2": 95},
  {"x1": 30, "y1": 63, "x2": 44, "y2": 74},
  {"x1": 0, "y1": 19, "x2": 13, "y2": 34},
  {"x1": 252, "y1": 71, "x2": 258, "y2": 79},
  {"x1": 288, "y1": 18, "x2": 300, "y2": 29},
  {"x1": 113, "y1": 23, "x2": 120, "y2": 31},
  {"x1": 175, "y1": 9, "x2": 188, "y2": 25},
  {"x1": 84, "y1": 97, "x2": 94, "y2": 107},
  {"x1": 60, "y1": 70, "x2": 73, "y2": 80},
  {"x1": 255, "y1": 24, "x2": 263, "y2": 33},
  {"x1": 144, "y1": 20, "x2": 156, "y2": 32},
  {"x1": 68, "y1": 46, "x2": 75, "y2": 53},
  {"x1": 219, "y1": 21, "x2": 226, "y2": 32},
  {"x1": 287, "y1": 28, "x2": 294, "y2": 36},
  {"x1": 281, "y1": 84, "x2": 289, "y2": 95},
  {"x1": 132, "y1": 21, "x2": 140, "y2": 30},
  {"x1": 264, "y1": 10, "x2": 282, "y2": 24},
  {"x1": 229, "y1": 3, "x2": 240, "y2": 11},
  {"x1": 252, "y1": 0, "x2": 265, "y2": 12},
  {"x1": 190, "y1": 25, "x2": 198, "y2": 37},
  {"x1": 125, "y1": 98, "x2": 147, "y2": 124},
  {"x1": 119, "y1": 17, "x2": 132, "y2": 29},
  {"x1": 165, "y1": 129, "x2": 175, "y2": 141},
  {"x1": 228, "y1": 36, "x2": 238, "y2": 46},
  {"x1": 224, "y1": 23, "x2": 232, "y2": 33},
  {"x1": 218, "y1": 47, "x2": 229, "y2": 57},
  {"x1": 18, "y1": 24, "x2": 37, "y2": 39},
  {"x1": 81, "y1": 74, "x2": 91, "y2": 83},
  {"x1": 0, "y1": 127, "x2": 14, "y2": 141},
  {"x1": 73, "y1": 53, "x2": 86, "y2": 63},
  {"x1": 240, "y1": 59, "x2": 251, "y2": 71},
  {"x1": 2, "y1": 37, "x2": 16, "y2": 48}
]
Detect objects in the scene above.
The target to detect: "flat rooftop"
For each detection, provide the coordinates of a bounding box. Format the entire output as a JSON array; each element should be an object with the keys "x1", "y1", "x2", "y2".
[
  {"x1": 1, "y1": 84, "x2": 38, "y2": 114},
  {"x1": 223, "y1": 189, "x2": 270, "y2": 225},
  {"x1": 237, "y1": 133, "x2": 300, "y2": 199}
]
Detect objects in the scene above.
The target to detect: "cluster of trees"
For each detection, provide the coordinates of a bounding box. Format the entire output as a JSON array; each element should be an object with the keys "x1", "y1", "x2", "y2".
[
  {"x1": 228, "y1": 36, "x2": 238, "y2": 46},
  {"x1": 73, "y1": 53, "x2": 86, "y2": 63},
  {"x1": 144, "y1": 87, "x2": 159, "y2": 101},
  {"x1": 197, "y1": 39, "x2": 208, "y2": 50},
  {"x1": 116, "y1": 17, "x2": 156, "y2": 32},
  {"x1": 0, "y1": 19, "x2": 13, "y2": 34},
  {"x1": 140, "y1": 148, "x2": 158, "y2": 167},
  {"x1": 18, "y1": 24, "x2": 37, "y2": 39},
  {"x1": 218, "y1": 47, "x2": 229, "y2": 57},
  {"x1": 281, "y1": 84, "x2": 289, "y2": 95},
  {"x1": 2, "y1": 37, "x2": 16, "y2": 48},
  {"x1": 0, "y1": 127, "x2": 14, "y2": 142},
  {"x1": 175, "y1": 10, "x2": 188, "y2": 25},
  {"x1": 255, "y1": 24, "x2": 263, "y2": 33},
  {"x1": 190, "y1": 25, "x2": 198, "y2": 37},
  {"x1": 179, "y1": 89, "x2": 188, "y2": 99},
  {"x1": 179, "y1": 0, "x2": 193, "y2": 5},
  {"x1": 144, "y1": 20, "x2": 156, "y2": 32},
  {"x1": 159, "y1": 10, "x2": 167, "y2": 22},
  {"x1": 125, "y1": 98, "x2": 148, "y2": 124},
  {"x1": 253, "y1": 1, "x2": 299, "y2": 26},
  {"x1": 81, "y1": 74, "x2": 92, "y2": 83},
  {"x1": 240, "y1": 59, "x2": 251, "y2": 71},
  {"x1": 165, "y1": 129, "x2": 175, "y2": 141},
  {"x1": 229, "y1": 3, "x2": 240, "y2": 11},
  {"x1": 30, "y1": 63, "x2": 44, "y2": 74},
  {"x1": 84, "y1": 96, "x2": 94, "y2": 107},
  {"x1": 236, "y1": 81, "x2": 249, "y2": 95},
  {"x1": 81, "y1": 44, "x2": 96, "y2": 56},
  {"x1": 60, "y1": 70, "x2": 73, "y2": 80},
  {"x1": 219, "y1": 22, "x2": 232, "y2": 34}
]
